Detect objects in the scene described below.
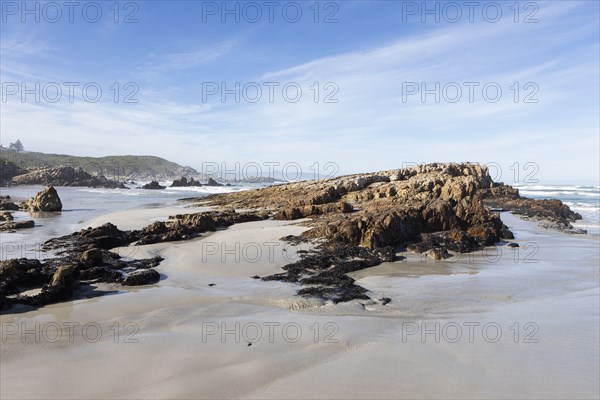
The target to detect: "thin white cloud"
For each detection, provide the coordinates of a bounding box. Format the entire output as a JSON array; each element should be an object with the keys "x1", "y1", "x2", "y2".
[{"x1": 141, "y1": 40, "x2": 237, "y2": 71}]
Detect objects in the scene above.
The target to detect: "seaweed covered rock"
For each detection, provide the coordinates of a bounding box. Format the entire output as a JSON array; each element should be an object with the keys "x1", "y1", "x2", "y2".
[{"x1": 260, "y1": 245, "x2": 394, "y2": 303}]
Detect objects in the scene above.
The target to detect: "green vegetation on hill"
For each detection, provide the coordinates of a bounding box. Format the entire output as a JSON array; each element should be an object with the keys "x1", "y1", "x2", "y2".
[{"x1": 0, "y1": 150, "x2": 197, "y2": 181}]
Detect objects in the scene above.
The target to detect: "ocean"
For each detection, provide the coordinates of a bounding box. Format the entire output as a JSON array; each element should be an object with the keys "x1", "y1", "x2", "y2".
[{"x1": 1, "y1": 181, "x2": 598, "y2": 261}]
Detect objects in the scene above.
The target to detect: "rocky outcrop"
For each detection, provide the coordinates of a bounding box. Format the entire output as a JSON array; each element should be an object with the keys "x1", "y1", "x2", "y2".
[
  {"x1": 203, "y1": 163, "x2": 510, "y2": 251},
  {"x1": 197, "y1": 162, "x2": 584, "y2": 303},
  {"x1": 206, "y1": 178, "x2": 224, "y2": 186},
  {"x1": 141, "y1": 180, "x2": 166, "y2": 190},
  {"x1": 11, "y1": 166, "x2": 127, "y2": 188},
  {"x1": 0, "y1": 211, "x2": 13, "y2": 221},
  {"x1": 480, "y1": 183, "x2": 584, "y2": 233},
  {"x1": 25, "y1": 186, "x2": 62, "y2": 212},
  {"x1": 170, "y1": 177, "x2": 202, "y2": 187}
]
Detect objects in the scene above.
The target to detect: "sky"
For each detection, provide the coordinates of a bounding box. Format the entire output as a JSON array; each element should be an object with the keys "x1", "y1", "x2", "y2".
[{"x1": 1, "y1": 0, "x2": 599, "y2": 183}]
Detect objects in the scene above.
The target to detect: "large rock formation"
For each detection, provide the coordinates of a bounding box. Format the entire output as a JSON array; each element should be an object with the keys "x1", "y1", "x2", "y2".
[
  {"x1": 195, "y1": 162, "x2": 583, "y2": 302},
  {"x1": 11, "y1": 166, "x2": 127, "y2": 188},
  {"x1": 202, "y1": 163, "x2": 511, "y2": 250},
  {"x1": 25, "y1": 186, "x2": 63, "y2": 212}
]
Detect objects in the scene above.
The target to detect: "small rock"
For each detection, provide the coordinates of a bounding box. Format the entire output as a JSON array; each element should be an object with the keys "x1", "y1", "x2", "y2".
[
  {"x1": 206, "y1": 178, "x2": 224, "y2": 186},
  {"x1": 79, "y1": 248, "x2": 103, "y2": 267},
  {"x1": 0, "y1": 211, "x2": 14, "y2": 221},
  {"x1": 423, "y1": 247, "x2": 449, "y2": 261},
  {"x1": 122, "y1": 269, "x2": 160, "y2": 286},
  {"x1": 379, "y1": 297, "x2": 391, "y2": 305},
  {"x1": 141, "y1": 181, "x2": 166, "y2": 190},
  {"x1": 507, "y1": 242, "x2": 519, "y2": 248},
  {"x1": 51, "y1": 265, "x2": 76, "y2": 287}
]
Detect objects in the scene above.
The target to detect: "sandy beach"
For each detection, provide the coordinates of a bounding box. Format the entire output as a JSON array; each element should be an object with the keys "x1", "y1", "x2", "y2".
[{"x1": 1, "y1": 207, "x2": 598, "y2": 399}]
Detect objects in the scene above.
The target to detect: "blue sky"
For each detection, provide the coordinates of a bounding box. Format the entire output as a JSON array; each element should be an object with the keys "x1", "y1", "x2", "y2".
[{"x1": 1, "y1": 0, "x2": 599, "y2": 182}]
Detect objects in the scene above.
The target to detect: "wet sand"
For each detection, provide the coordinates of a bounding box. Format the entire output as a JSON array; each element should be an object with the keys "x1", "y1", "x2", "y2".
[{"x1": 1, "y1": 211, "x2": 598, "y2": 399}]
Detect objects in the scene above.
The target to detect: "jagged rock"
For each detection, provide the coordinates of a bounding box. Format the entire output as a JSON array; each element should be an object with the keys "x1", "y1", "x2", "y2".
[
  {"x1": 206, "y1": 178, "x2": 224, "y2": 186},
  {"x1": 25, "y1": 186, "x2": 62, "y2": 212},
  {"x1": 122, "y1": 269, "x2": 160, "y2": 286},
  {"x1": 11, "y1": 166, "x2": 126, "y2": 188},
  {"x1": 170, "y1": 177, "x2": 202, "y2": 187},
  {"x1": 142, "y1": 180, "x2": 166, "y2": 190},
  {"x1": 0, "y1": 211, "x2": 13, "y2": 221}
]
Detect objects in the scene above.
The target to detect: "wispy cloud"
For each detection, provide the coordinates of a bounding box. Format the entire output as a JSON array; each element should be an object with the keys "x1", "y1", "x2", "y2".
[{"x1": 141, "y1": 40, "x2": 237, "y2": 71}]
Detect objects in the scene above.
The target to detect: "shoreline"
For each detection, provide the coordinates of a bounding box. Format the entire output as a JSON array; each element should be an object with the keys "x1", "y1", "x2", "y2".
[{"x1": 1, "y1": 204, "x2": 598, "y2": 399}]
